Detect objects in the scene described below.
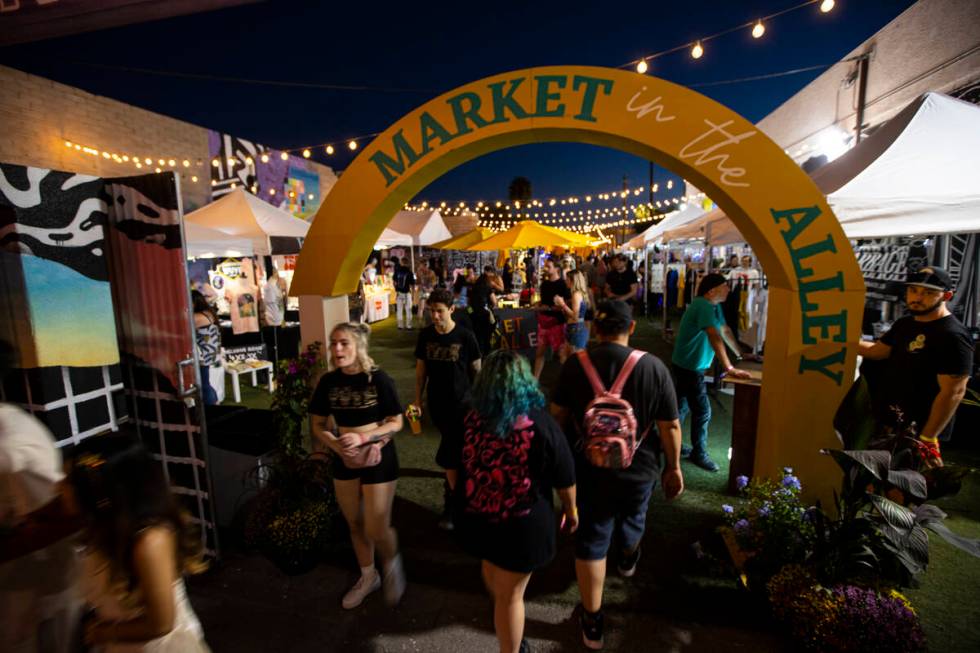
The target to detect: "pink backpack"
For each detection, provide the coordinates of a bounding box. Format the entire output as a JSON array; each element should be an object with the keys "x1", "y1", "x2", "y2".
[{"x1": 576, "y1": 349, "x2": 649, "y2": 469}]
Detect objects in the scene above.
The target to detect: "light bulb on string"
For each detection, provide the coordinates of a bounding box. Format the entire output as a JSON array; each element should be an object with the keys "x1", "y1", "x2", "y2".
[
  {"x1": 752, "y1": 20, "x2": 765, "y2": 38},
  {"x1": 325, "y1": 145, "x2": 335, "y2": 155},
  {"x1": 348, "y1": 140, "x2": 358, "y2": 151},
  {"x1": 302, "y1": 149, "x2": 311, "y2": 158},
  {"x1": 280, "y1": 152, "x2": 288, "y2": 161},
  {"x1": 820, "y1": 0, "x2": 835, "y2": 13},
  {"x1": 691, "y1": 41, "x2": 704, "y2": 59},
  {"x1": 636, "y1": 59, "x2": 648, "y2": 74},
  {"x1": 261, "y1": 154, "x2": 270, "y2": 163}
]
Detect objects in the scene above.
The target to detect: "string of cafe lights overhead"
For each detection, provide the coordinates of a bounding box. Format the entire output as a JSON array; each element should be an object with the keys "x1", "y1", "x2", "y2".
[{"x1": 629, "y1": 0, "x2": 836, "y2": 73}]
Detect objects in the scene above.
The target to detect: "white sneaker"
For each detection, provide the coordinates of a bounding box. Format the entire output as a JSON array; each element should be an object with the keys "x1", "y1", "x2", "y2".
[
  {"x1": 342, "y1": 571, "x2": 380, "y2": 609},
  {"x1": 383, "y1": 554, "x2": 406, "y2": 606}
]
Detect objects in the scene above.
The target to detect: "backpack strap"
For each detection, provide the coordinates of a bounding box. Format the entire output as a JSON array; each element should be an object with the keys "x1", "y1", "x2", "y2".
[
  {"x1": 608, "y1": 349, "x2": 646, "y2": 398},
  {"x1": 575, "y1": 350, "x2": 607, "y2": 397}
]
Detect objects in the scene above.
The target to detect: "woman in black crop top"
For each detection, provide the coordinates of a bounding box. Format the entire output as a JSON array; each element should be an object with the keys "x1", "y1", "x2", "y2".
[{"x1": 309, "y1": 322, "x2": 406, "y2": 610}]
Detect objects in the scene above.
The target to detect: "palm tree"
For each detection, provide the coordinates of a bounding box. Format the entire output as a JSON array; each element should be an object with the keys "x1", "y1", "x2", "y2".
[{"x1": 508, "y1": 176, "x2": 532, "y2": 202}]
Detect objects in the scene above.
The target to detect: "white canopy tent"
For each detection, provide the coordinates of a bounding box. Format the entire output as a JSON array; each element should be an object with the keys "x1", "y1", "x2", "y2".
[
  {"x1": 661, "y1": 92, "x2": 980, "y2": 244},
  {"x1": 373, "y1": 209, "x2": 453, "y2": 271},
  {"x1": 184, "y1": 188, "x2": 310, "y2": 255},
  {"x1": 626, "y1": 203, "x2": 710, "y2": 248},
  {"x1": 183, "y1": 221, "x2": 255, "y2": 259}
]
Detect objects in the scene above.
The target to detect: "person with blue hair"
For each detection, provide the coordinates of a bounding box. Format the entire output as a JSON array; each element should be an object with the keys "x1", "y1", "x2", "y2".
[{"x1": 453, "y1": 350, "x2": 577, "y2": 653}]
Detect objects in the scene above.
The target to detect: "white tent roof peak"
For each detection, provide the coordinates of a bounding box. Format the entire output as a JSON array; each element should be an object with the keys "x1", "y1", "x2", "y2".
[
  {"x1": 185, "y1": 187, "x2": 310, "y2": 254},
  {"x1": 383, "y1": 209, "x2": 453, "y2": 246}
]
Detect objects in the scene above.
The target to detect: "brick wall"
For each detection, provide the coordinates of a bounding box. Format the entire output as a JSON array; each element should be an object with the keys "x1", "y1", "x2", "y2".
[{"x1": 0, "y1": 64, "x2": 336, "y2": 213}]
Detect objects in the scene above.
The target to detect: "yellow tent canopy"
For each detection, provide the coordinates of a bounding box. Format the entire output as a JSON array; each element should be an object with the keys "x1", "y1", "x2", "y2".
[
  {"x1": 431, "y1": 227, "x2": 495, "y2": 250},
  {"x1": 467, "y1": 220, "x2": 591, "y2": 251}
]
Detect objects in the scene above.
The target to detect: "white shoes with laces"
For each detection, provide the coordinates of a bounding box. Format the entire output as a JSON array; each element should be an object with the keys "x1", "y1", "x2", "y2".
[{"x1": 341, "y1": 570, "x2": 381, "y2": 609}]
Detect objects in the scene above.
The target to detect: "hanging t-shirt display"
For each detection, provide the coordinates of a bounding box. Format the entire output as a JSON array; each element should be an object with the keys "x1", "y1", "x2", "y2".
[{"x1": 222, "y1": 258, "x2": 260, "y2": 335}]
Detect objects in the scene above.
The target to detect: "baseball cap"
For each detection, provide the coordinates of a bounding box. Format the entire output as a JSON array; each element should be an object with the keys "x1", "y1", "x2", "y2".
[
  {"x1": 697, "y1": 273, "x2": 728, "y2": 297},
  {"x1": 594, "y1": 300, "x2": 634, "y2": 333},
  {"x1": 906, "y1": 266, "x2": 952, "y2": 292}
]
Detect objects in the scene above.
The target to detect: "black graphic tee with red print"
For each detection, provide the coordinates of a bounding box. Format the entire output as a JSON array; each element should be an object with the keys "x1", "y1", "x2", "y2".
[{"x1": 454, "y1": 407, "x2": 575, "y2": 573}]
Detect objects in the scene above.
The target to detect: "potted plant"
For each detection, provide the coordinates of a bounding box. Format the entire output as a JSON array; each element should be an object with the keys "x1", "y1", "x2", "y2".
[{"x1": 244, "y1": 342, "x2": 339, "y2": 574}]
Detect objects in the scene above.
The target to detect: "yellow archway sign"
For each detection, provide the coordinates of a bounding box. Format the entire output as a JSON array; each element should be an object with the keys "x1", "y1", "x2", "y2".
[{"x1": 291, "y1": 66, "x2": 864, "y2": 501}]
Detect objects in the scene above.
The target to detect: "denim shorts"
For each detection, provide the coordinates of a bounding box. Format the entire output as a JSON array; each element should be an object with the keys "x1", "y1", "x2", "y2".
[
  {"x1": 565, "y1": 322, "x2": 589, "y2": 349},
  {"x1": 575, "y1": 476, "x2": 657, "y2": 560}
]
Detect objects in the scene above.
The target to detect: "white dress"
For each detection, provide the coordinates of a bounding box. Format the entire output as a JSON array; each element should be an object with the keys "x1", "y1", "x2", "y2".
[{"x1": 83, "y1": 554, "x2": 210, "y2": 653}]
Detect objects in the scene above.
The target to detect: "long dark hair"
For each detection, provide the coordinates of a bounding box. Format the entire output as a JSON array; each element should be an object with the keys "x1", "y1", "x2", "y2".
[{"x1": 69, "y1": 435, "x2": 206, "y2": 587}]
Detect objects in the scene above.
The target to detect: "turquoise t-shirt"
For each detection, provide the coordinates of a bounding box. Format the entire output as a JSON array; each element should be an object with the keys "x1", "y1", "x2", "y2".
[{"x1": 671, "y1": 296, "x2": 725, "y2": 371}]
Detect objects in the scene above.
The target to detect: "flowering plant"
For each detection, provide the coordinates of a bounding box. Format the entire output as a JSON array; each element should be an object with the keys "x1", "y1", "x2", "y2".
[
  {"x1": 766, "y1": 565, "x2": 925, "y2": 652},
  {"x1": 721, "y1": 468, "x2": 814, "y2": 585},
  {"x1": 271, "y1": 342, "x2": 325, "y2": 459}
]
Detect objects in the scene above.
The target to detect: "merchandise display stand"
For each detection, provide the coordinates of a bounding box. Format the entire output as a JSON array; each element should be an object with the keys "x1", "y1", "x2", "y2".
[{"x1": 225, "y1": 360, "x2": 274, "y2": 403}]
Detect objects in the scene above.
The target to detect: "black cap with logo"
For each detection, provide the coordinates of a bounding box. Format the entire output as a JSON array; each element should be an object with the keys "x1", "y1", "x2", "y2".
[{"x1": 906, "y1": 266, "x2": 953, "y2": 292}]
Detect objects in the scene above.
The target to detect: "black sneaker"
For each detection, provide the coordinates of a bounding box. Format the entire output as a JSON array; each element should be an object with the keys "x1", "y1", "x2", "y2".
[
  {"x1": 690, "y1": 455, "x2": 720, "y2": 473},
  {"x1": 618, "y1": 545, "x2": 641, "y2": 578},
  {"x1": 578, "y1": 605, "x2": 604, "y2": 650}
]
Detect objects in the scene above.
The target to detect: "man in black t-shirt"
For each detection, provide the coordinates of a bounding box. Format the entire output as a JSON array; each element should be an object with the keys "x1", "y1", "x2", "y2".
[
  {"x1": 551, "y1": 300, "x2": 683, "y2": 650},
  {"x1": 415, "y1": 288, "x2": 483, "y2": 529},
  {"x1": 859, "y1": 267, "x2": 974, "y2": 463},
  {"x1": 393, "y1": 257, "x2": 416, "y2": 330},
  {"x1": 533, "y1": 257, "x2": 572, "y2": 378},
  {"x1": 604, "y1": 254, "x2": 639, "y2": 305}
]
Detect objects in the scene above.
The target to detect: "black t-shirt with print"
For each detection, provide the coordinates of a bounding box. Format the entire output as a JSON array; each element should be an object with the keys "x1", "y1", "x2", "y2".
[
  {"x1": 309, "y1": 368, "x2": 403, "y2": 427},
  {"x1": 878, "y1": 314, "x2": 974, "y2": 440},
  {"x1": 454, "y1": 406, "x2": 576, "y2": 572},
  {"x1": 606, "y1": 268, "x2": 638, "y2": 299},
  {"x1": 539, "y1": 278, "x2": 571, "y2": 320},
  {"x1": 415, "y1": 324, "x2": 482, "y2": 406},
  {"x1": 552, "y1": 342, "x2": 679, "y2": 484}
]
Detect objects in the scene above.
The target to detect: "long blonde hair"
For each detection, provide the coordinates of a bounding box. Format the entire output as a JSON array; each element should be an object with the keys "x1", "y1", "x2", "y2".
[
  {"x1": 328, "y1": 322, "x2": 377, "y2": 377},
  {"x1": 567, "y1": 269, "x2": 591, "y2": 308}
]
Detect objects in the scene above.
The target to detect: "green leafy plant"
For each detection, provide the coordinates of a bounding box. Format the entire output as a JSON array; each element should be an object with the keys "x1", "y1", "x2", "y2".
[
  {"x1": 721, "y1": 469, "x2": 815, "y2": 587},
  {"x1": 271, "y1": 342, "x2": 325, "y2": 459}
]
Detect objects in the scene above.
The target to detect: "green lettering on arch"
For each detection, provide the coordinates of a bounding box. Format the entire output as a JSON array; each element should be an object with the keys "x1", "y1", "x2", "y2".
[
  {"x1": 418, "y1": 111, "x2": 456, "y2": 156},
  {"x1": 534, "y1": 75, "x2": 567, "y2": 117},
  {"x1": 572, "y1": 75, "x2": 614, "y2": 122},
  {"x1": 447, "y1": 91, "x2": 489, "y2": 136},
  {"x1": 487, "y1": 78, "x2": 530, "y2": 125},
  {"x1": 368, "y1": 129, "x2": 420, "y2": 187}
]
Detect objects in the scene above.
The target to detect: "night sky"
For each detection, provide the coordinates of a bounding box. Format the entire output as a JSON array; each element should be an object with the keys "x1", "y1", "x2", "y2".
[{"x1": 1, "y1": 0, "x2": 914, "y2": 205}]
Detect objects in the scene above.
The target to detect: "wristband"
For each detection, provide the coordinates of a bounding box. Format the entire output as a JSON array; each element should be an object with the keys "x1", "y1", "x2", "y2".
[{"x1": 918, "y1": 434, "x2": 939, "y2": 444}]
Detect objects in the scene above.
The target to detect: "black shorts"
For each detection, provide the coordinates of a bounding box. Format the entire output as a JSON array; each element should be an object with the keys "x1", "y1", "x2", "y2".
[
  {"x1": 431, "y1": 405, "x2": 464, "y2": 470},
  {"x1": 331, "y1": 440, "x2": 399, "y2": 484}
]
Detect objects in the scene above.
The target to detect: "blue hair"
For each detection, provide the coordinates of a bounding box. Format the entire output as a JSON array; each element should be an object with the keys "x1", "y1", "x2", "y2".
[{"x1": 471, "y1": 350, "x2": 545, "y2": 437}]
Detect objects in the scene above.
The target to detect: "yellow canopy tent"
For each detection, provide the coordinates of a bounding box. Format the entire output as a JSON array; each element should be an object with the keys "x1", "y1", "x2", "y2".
[
  {"x1": 431, "y1": 227, "x2": 495, "y2": 250},
  {"x1": 467, "y1": 220, "x2": 591, "y2": 251}
]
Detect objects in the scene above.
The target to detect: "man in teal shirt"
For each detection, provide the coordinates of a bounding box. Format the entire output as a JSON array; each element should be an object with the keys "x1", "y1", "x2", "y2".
[{"x1": 671, "y1": 273, "x2": 750, "y2": 471}]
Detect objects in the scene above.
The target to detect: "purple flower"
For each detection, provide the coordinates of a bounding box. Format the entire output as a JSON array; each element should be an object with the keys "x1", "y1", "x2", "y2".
[
  {"x1": 757, "y1": 502, "x2": 771, "y2": 517},
  {"x1": 734, "y1": 518, "x2": 751, "y2": 534},
  {"x1": 722, "y1": 504, "x2": 734, "y2": 514},
  {"x1": 288, "y1": 362, "x2": 298, "y2": 375},
  {"x1": 735, "y1": 475, "x2": 749, "y2": 490},
  {"x1": 782, "y1": 475, "x2": 802, "y2": 491}
]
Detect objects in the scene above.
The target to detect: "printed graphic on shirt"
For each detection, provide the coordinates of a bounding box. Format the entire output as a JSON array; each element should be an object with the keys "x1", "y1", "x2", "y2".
[
  {"x1": 329, "y1": 385, "x2": 379, "y2": 410},
  {"x1": 237, "y1": 293, "x2": 257, "y2": 318},
  {"x1": 426, "y1": 342, "x2": 463, "y2": 362},
  {"x1": 908, "y1": 334, "x2": 926, "y2": 353},
  {"x1": 461, "y1": 411, "x2": 533, "y2": 522}
]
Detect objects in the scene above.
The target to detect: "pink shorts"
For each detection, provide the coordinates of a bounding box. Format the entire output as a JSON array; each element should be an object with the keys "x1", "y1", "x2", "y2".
[{"x1": 537, "y1": 315, "x2": 565, "y2": 350}]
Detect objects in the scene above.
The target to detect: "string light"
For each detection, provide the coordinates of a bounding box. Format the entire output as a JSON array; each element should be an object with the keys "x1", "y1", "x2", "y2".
[
  {"x1": 752, "y1": 20, "x2": 765, "y2": 38},
  {"x1": 636, "y1": 59, "x2": 648, "y2": 74},
  {"x1": 261, "y1": 154, "x2": 270, "y2": 163},
  {"x1": 691, "y1": 41, "x2": 704, "y2": 59},
  {"x1": 182, "y1": 159, "x2": 190, "y2": 167},
  {"x1": 820, "y1": 0, "x2": 834, "y2": 13},
  {"x1": 302, "y1": 148, "x2": 311, "y2": 158},
  {"x1": 191, "y1": 175, "x2": 198, "y2": 182},
  {"x1": 325, "y1": 145, "x2": 335, "y2": 155},
  {"x1": 348, "y1": 140, "x2": 358, "y2": 151},
  {"x1": 280, "y1": 152, "x2": 288, "y2": 161}
]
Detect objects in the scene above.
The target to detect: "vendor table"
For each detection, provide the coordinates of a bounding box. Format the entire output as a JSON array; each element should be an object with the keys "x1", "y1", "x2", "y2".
[
  {"x1": 722, "y1": 368, "x2": 762, "y2": 494},
  {"x1": 225, "y1": 361, "x2": 274, "y2": 403},
  {"x1": 365, "y1": 291, "x2": 390, "y2": 322}
]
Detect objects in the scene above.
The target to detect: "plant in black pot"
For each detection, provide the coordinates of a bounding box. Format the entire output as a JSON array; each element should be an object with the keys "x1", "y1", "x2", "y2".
[{"x1": 244, "y1": 342, "x2": 338, "y2": 574}]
